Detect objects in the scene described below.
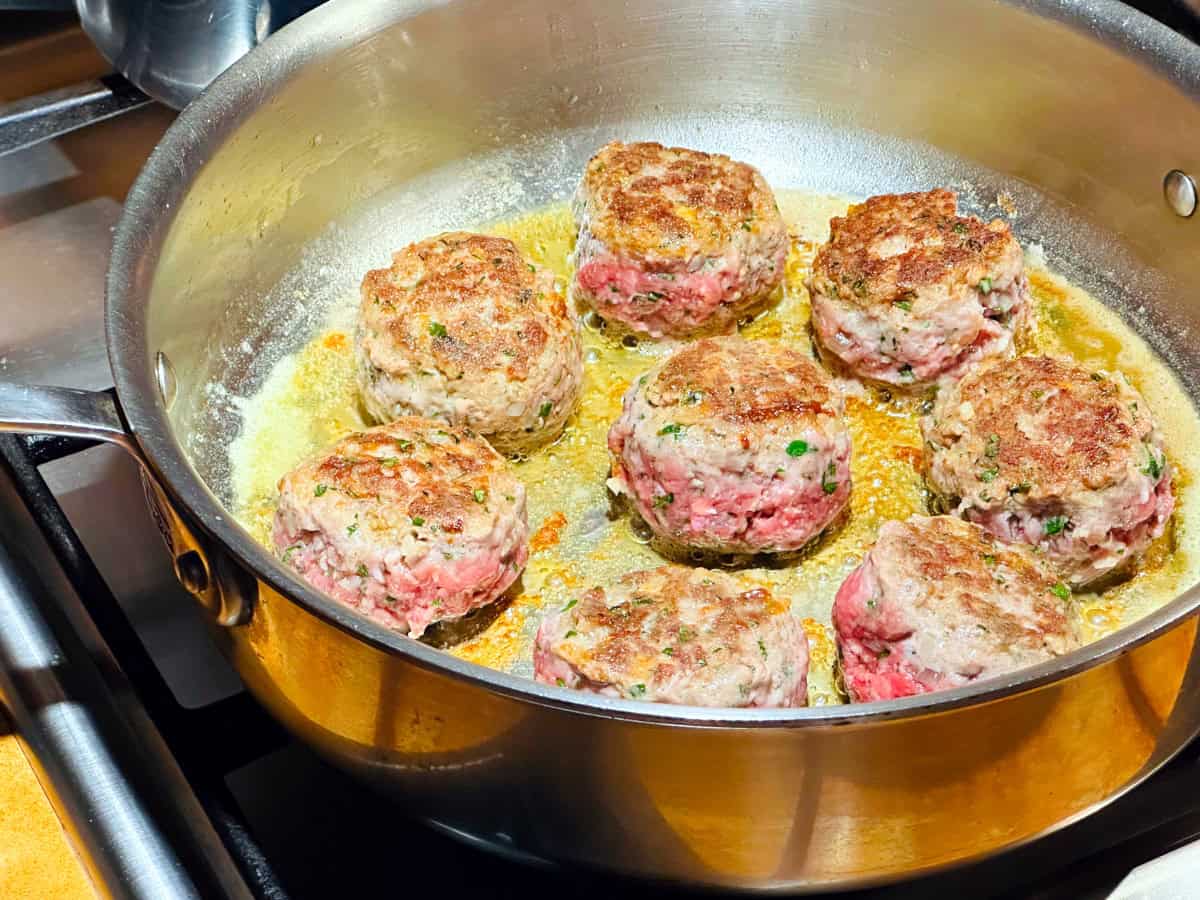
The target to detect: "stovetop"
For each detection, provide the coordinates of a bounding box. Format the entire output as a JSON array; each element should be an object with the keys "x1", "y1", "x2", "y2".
[{"x1": 2, "y1": 6, "x2": 1200, "y2": 899}]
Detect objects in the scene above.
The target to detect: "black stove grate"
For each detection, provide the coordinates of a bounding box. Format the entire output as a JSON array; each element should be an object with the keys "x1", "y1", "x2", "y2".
[
  {"x1": 5, "y1": 415, "x2": 1200, "y2": 899},
  {"x1": 0, "y1": 427, "x2": 288, "y2": 900}
]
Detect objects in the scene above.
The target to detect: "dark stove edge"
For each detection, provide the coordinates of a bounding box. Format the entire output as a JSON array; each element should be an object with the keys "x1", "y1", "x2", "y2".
[{"x1": 0, "y1": 434, "x2": 254, "y2": 900}]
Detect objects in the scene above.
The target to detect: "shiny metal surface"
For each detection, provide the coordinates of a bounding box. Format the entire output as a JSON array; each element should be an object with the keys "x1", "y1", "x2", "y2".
[
  {"x1": 78, "y1": 0, "x2": 327, "y2": 109},
  {"x1": 0, "y1": 31, "x2": 241, "y2": 710},
  {"x1": 0, "y1": 75, "x2": 150, "y2": 158},
  {"x1": 0, "y1": 383, "x2": 133, "y2": 451},
  {"x1": 1165, "y1": 168, "x2": 1198, "y2": 217},
  {"x1": 0, "y1": 1, "x2": 326, "y2": 160},
  {"x1": 6, "y1": 0, "x2": 1200, "y2": 888},
  {"x1": 0, "y1": 385, "x2": 254, "y2": 629},
  {"x1": 0, "y1": 440, "x2": 253, "y2": 899}
]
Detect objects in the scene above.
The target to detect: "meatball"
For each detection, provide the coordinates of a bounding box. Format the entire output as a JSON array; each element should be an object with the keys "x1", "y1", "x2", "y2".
[
  {"x1": 922, "y1": 355, "x2": 1173, "y2": 587},
  {"x1": 806, "y1": 189, "x2": 1029, "y2": 386},
  {"x1": 607, "y1": 335, "x2": 851, "y2": 556},
  {"x1": 534, "y1": 565, "x2": 809, "y2": 707},
  {"x1": 356, "y1": 232, "x2": 583, "y2": 454},
  {"x1": 272, "y1": 418, "x2": 529, "y2": 638},
  {"x1": 571, "y1": 141, "x2": 788, "y2": 339},
  {"x1": 833, "y1": 515, "x2": 1079, "y2": 702}
]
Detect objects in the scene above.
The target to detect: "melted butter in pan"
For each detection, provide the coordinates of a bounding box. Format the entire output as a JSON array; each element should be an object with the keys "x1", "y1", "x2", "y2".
[{"x1": 231, "y1": 193, "x2": 1200, "y2": 705}]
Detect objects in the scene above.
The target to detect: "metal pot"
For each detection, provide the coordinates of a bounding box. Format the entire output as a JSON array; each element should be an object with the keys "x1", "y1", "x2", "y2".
[
  {"x1": 3, "y1": 0, "x2": 1200, "y2": 890},
  {"x1": 0, "y1": 0, "x2": 326, "y2": 156}
]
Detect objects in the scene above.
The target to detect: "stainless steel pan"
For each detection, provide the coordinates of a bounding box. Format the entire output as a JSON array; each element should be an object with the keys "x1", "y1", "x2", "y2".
[{"x1": 3, "y1": 0, "x2": 1200, "y2": 890}]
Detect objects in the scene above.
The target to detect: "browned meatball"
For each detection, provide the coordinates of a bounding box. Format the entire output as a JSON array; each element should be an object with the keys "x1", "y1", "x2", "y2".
[
  {"x1": 807, "y1": 190, "x2": 1028, "y2": 386},
  {"x1": 572, "y1": 141, "x2": 788, "y2": 338},
  {"x1": 357, "y1": 232, "x2": 583, "y2": 453}
]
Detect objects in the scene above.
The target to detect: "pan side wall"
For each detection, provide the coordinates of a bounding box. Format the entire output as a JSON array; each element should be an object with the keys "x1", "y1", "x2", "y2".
[{"x1": 224, "y1": 581, "x2": 1200, "y2": 888}]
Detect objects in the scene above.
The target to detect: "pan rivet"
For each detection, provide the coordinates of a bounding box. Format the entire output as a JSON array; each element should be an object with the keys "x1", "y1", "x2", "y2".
[
  {"x1": 176, "y1": 550, "x2": 209, "y2": 595},
  {"x1": 155, "y1": 351, "x2": 177, "y2": 409},
  {"x1": 1164, "y1": 170, "x2": 1197, "y2": 218}
]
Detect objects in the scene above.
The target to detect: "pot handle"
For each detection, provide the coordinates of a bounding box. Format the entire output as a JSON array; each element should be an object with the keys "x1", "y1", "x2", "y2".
[
  {"x1": 0, "y1": 383, "x2": 254, "y2": 627},
  {"x1": 0, "y1": 76, "x2": 151, "y2": 159}
]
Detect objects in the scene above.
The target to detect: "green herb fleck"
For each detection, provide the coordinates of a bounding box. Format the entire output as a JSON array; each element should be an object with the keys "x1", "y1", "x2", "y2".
[
  {"x1": 395, "y1": 438, "x2": 413, "y2": 452},
  {"x1": 741, "y1": 222, "x2": 752, "y2": 231},
  {"x1": 876, "y1": 648, "x2": 891, "y2": 659},
  {"x1": 410, "y1": 516, "x2": 425, "y2": 526},
  {"x1": 978, "y1": 277, "x2": 993, "y2": 294},
  {"x1": 653, "y1": 492, "x2": 674, "y2": 509},
  {"x1": 527, "y1": 263, "x2": 536, "y2": 272},
  {"x1": 381, "y1": 457, "x2": 399, "y2": 468},
  {"x1": 629, "y1": 684, "x2": 647, "y2": 698},
  {"x1": 314, "y1": 484, "x2": 328, "y2": 497},
  {"x1": 662, "y1": 647, "x2": 674, "y2": 657},
  {"x1": 429, "y1": 321, "x2": 448, "y2": 338},
  {"x1": 282, "y1": 544, "x2": 301, "y2": 563},
  {"x1": 979, "y1": 467, "x2": 999, "y2": 483},
  {"x1": 898, "y1": 363, "x2": 914, "y2": 380},
  {"x1": 562, "y1": 597, "x2": 578, "y2": 612},
  {"x1": 982, "y1": 553, "x2": 997, "y2": 566},
  {"x1": 565, "y1": 629, "x2": 578, "y2": 639},
  {"x1": 1043, "y1": 516, "x2": 1068, "y2": 536},
  {"x1": 985, "y1": 434, "x2": 1000, "y2": 459},
  {"x1": 347, "y1": 522, "x2": 358, "y2": 536},
  {"x1": 678, "y1": 625, "x2": 694, "y2": 643},
  {"x1": 556, "y1": 678, "x2": 565, "y2": 687},
  {"x1": 1051, "y1": 582, "x2": 1071, "y2": 601},
  {"x1": 953, "y1": 222, "x2": 969, "y2": 235},
  {"x1": 1009, "y1": 482, "x2": 1032, "y2": 495},
  {"x1": 867, "y1": 597, "x2": 878, "y2": 609},
  {"x1": 758, "y1": 639, "x2": 768, "y2": 660},
  {"x1": 646, "y1": 291, "x2": 664, "y2": 300},
  {"x1": 356, "y1": 563, "x2": 368, "y2": 578},
  {"x1": 1142, "y1": 447, "x2": 1164, "y2": 480},
  {"x1": 538, "y1": 401, "x2": 553, "y2": 419},
  {"x1": 786, "y1": 439, "x2": 810, "y2": 457},
  {"x1": 821, "y1": 461, "x2": 839, "y2": 495},
  {"x1": 659, "y1": 423, "x2": 684, "y2": 438},
  {"x1": 895, "y1": 299, "x2": 913, "y2": 312},
  {"x1": 472, "y1": 489, "x2": 487, "y2": 504}
]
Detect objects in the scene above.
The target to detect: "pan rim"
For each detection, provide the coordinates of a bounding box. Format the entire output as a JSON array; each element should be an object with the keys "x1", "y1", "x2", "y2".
[{"x1": 106, "y1": 0, "x2": 1200, "y2": 728}]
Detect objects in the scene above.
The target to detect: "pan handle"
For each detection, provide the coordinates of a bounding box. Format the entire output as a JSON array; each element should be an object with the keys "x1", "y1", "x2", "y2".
[
  {"x1": 0, "y1": 383, "x2": 254, "y2": 627},
  {"x1": 0, "y1": 383, "x2": 137, "y2": 451},
  {"x1": 0, "y1": 75, "x2": 152, "y2": 159}
]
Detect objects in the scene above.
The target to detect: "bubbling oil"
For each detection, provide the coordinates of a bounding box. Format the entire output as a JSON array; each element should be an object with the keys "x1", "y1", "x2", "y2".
[{"x1": 230, "y1": 193, "x2": 1200, "y2": 705}]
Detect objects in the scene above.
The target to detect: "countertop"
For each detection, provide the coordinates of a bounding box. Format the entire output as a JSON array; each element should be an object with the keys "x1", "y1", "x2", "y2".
[{"x1": 0, "y1": 712, "x2": 94, "y2": 898}]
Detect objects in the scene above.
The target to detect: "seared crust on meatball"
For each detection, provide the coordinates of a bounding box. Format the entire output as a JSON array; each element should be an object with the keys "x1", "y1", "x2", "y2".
[
  {"x1": 272, "y1": 418, "x2": 529, "y2": 638},
  {"x1": 608, "y1": 335, "x2": 852, "y2": 555},
  {"x1": 357, "y1": 232, "x2": 583, "y2": 453},
  {"x1": 534, "y1": 565, "x2": 809, "y2": 707},
  {"x1": 807, "y1": 190, "x2": 1028, "y2": 386},
  {"x1": 572, "y1": 141, "x2": 788, "y2": 338},
  {"x1": 833, "y1": 516, "x2": 1079, "y2": 702},
  {"x1": 922, "y1": 355, "x2": 1173, "y2": 586}
]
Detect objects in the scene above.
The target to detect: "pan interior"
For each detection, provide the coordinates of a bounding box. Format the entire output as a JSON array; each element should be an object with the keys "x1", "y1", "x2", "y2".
[
  {"x1": 181, "y1": 115, "x2": 1200, "y2": 699},
  {"x1": 142, "y1": 1, "x2": 1200, "y2": 702}
]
